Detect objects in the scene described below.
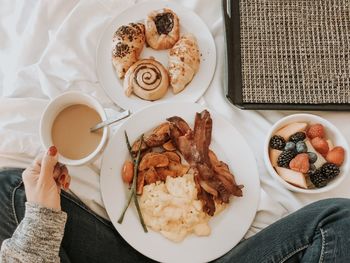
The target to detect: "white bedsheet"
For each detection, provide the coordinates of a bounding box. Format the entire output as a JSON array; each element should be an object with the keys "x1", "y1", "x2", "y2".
[{"x1": 1, "y1": 0, "x2": 349, "y2": 241}]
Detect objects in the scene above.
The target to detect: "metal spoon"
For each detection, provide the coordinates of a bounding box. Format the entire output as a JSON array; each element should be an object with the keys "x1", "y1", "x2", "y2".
[{"x1": 90, "y1": 110, "x2": 130, "y2": 132}]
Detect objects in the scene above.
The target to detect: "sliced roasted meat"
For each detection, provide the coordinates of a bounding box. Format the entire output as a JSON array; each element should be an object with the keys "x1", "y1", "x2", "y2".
[
  {"x1": 177, "y1": 133, "x2": 200, "y2": 165},
  {"x1": 131, "y1": 139, "x2": 148, "y2": 154},
  {"x1": 144, "y1": 167, "x2": 159, "y2": 185},
  {"x1": 144, "y1": 122, "x2": 170, "y2": 147},
  {"x1": 136, "y1": 170, "x2": 145, "y2": 195},
  {"x1": 162, "y1": 140, "x2": 176, "y2": 151},
  {"x1": 167, "y1": 116, "x2": 192, "y2": 151},
  {"x1": 156, "y1": 167, "x2": 178, "y2": 180},
  {"x1": 139, "y1": 152, "x2": 169, "y2": 171},
  {"x1": 162, "y1": 151, "x2": 181, "y2": 163},
  {"x1": 168, "y1": 161, "x2": 190, "y2": 177},
  {"x1": 166, "y1": 116, "x2": 190, "y2": 135}
]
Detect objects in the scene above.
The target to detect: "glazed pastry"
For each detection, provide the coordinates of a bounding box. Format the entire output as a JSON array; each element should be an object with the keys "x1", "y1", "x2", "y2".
[
  {"x1": 123, "y1": 58, "x2": 169, "y2": 101},
  {"x1": 168, "y1": 33, "x2": 200, "y2": 94},
  {"x1": 145, "y1": 8, "x2": 180, "y2": 50},
  {"x1": 112, "y1": 23, "x2": 145, "y2": 79}
]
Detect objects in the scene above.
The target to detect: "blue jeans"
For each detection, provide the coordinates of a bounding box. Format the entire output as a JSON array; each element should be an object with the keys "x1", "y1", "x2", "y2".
[{"x1": 0, "y1": 168, "x2": 349, "y2": 263}]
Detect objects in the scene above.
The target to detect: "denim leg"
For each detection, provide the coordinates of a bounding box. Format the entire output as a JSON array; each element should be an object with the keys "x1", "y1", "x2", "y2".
[
  {"x1": 215, "y1": 198, "x2": 350, "y2": 263},
  {"x1": 3, "y1": 167, "x2": 349, "y2": 263},
  {"x1": 59, "y1": 191, "x2": 154, "y2": 263},
  {"x1": 0, "y1": 168, "x2": 154, "y2": 263},
  {"x1": 0, "y1": 168, "x2": 25, "y2": 245}
]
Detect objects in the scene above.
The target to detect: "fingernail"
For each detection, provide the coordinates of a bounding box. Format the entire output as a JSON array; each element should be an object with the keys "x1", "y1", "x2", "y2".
[{"x1": 48, "y1": 146, "x2": 57, "y2": 156}]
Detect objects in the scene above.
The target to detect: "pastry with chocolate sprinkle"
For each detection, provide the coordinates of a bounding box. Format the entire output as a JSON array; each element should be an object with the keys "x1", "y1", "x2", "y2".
[{"x1": 112, "y1": 23, "x2": 145, "y2": 79}]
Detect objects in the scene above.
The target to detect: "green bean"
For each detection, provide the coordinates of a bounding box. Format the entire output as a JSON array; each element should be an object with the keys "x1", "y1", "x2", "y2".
[{"x1": 118, "y1": 133, "x2": 148, "y2": 232}]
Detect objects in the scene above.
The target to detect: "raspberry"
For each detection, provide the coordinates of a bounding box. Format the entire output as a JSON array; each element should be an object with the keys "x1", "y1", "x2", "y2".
[
  {"x1": 311, "y1": 137, "x2": 329, "y2": 155},
  {"x1": 307, "y1": 124, "x2": 325, "y2": 139},
  {"x1": 289, "y1": 153, "x2": 309, "y2": 173},
  {"x1": 326, "y1": 147, "x2": 345, "y2": 166}
]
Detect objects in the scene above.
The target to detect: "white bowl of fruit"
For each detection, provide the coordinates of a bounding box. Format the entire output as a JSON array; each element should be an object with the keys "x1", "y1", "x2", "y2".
[{"x1": 264, "y1": 114, "x2": 349, "y2": 193}]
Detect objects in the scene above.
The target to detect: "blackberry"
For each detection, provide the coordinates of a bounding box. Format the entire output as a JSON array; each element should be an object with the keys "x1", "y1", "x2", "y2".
[
  {"x1": 277, "y1": 150, "x2": 296, "y2": 168},
  {"x1": 270, "y1": 135, "x2": 286, "y2": 150},
  {"x1": 289, "y1": 132, "x2": 306, "y2": 143},
  {"x1": 309, "y1": 169, "x2": 328, "y2": 188},
  {"x1": 309, "y1": 164, "x2": 317, "y2": 172},
  {"x1": 320, "y1": 163, "x2": 340, "y2": 180}
]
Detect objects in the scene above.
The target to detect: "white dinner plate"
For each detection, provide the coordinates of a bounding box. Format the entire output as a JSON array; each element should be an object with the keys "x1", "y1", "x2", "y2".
[
  {"x1": 96, "y1": 1, "x2": 216, "y2": 112},
  {"x1": 100, "y1": 102, "x2": 260, "y2": 263}
]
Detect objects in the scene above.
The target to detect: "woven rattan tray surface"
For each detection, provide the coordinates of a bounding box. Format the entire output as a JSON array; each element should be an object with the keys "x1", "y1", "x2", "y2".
[{"x1": 223, "y1": 0, "x2": 350, "y2": 110}]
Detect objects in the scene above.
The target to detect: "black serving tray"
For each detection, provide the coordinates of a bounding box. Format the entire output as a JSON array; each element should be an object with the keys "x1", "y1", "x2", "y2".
[{"x1": 222, "y1": 0, "x2": 350, "y2": 111}]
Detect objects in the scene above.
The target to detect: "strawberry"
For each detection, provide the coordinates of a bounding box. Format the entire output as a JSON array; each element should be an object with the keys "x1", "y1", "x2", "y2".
[
  {"x1": 289, "y1": 153, "x2": 310, "y2": 173},
  {"x1": 326, "y1": 146, "x2": 345, "y2": 166},
  {"x1": 307, "y1": 124, "x2": 325, "y2": 139},
  {"x1": 311, "y1": 137, "x2": 329, "y2": 155}
]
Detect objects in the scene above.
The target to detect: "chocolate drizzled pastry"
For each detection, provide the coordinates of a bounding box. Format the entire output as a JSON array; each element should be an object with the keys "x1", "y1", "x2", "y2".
[{"x1": 154, "y1": 12, "x2": 174, "y2": 35}]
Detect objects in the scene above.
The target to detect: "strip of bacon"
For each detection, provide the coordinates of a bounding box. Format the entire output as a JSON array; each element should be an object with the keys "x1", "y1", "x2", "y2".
[{"x1": 167, "y1": 110, "x2": 243, "y2": 216}]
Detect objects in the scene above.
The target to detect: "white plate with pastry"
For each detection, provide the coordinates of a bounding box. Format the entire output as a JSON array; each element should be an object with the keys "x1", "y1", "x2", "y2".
[
  {"x1": 100, "y1": 102, "x2": 260, "y2": 263},
  {"x1": 96, "y1": 0, "x2": 216, "y2": 112}
]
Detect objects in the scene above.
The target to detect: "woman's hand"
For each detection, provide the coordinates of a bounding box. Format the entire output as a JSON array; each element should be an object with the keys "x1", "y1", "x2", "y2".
[{"x1": 22, "y1": 146, "x2": 71, "y2": 211}]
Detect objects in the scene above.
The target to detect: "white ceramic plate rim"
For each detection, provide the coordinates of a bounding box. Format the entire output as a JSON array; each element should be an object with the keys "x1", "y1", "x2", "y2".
[
  {"x1": 264, "y1": 113, "x2": 350, "y2": 194},
  {"x1": 100, "y1": 102, "x2": 260, "y2": 263},
  {"x1": 96, "y1": 0, "x2": 216, "y2": 111}
]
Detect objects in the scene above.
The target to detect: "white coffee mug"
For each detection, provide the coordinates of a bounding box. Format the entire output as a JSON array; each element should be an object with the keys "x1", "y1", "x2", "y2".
[{"x1": 40, "y1": 91, "x2": 109, "y2": 166}]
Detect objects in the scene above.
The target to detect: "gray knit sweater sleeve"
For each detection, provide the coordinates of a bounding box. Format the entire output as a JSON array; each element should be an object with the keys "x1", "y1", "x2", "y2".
[{"x1": 0, "y1": 202, "x2": 67, "y2": 263}]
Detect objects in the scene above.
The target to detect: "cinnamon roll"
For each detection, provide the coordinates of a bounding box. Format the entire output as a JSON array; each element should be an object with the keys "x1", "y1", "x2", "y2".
[
  {"x1": 123, "y1": 58, "x2": 169, "y2": 101},
  {"x1": 145, "y1": 8, "x2": 180, "y2": 50}
]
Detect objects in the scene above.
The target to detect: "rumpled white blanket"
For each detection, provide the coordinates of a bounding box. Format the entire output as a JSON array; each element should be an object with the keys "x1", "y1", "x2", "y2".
[{"x1": 1, "y1": 0, "x2": 349, "y2": 242}]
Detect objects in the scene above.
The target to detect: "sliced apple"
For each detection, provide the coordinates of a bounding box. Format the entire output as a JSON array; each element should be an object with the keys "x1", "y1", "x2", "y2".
[
  {"x1": 305, "y1": 140, "x2": 326, "y2": 168},
  {"x1": 275, "y1": 167, "x2": 308, "y2": 189},
  {"x1": 269, "y1": 149, "x2": 282, "y2": 167},
  {"x1": 275, "y1": 122, "x2": 308, "y2": 140},
  {"x1": 326, "y1": 139, "x2": 334, "y2": 151}
]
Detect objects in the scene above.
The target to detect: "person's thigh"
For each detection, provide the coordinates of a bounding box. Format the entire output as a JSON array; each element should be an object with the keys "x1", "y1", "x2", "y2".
[
  {"x1": 0, "y1": 168, "x2": 153, "y2": 263},
  {"x1": 59, "y1": 191, "x2": 154, "y2": 263},
  {"x1": 215, "y1": 198, "x2": 350, "y2": 263},
  {"x1": 3, "y1": 168, "x2": 350, "y2": 262},
  {"x1": 0, "y1": 168, "x2": 25, "y2": 244}
]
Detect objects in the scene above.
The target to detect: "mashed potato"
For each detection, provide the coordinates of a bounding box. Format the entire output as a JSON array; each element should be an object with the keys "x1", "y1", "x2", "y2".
[{"x1": 140, "y1": 173, "x2": 212, "y2": 242}]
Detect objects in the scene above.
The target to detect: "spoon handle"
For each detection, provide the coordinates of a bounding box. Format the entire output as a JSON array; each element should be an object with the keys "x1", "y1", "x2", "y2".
[{"x1": 90, "y1": 110, "x2": 130, "y2": 132}]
